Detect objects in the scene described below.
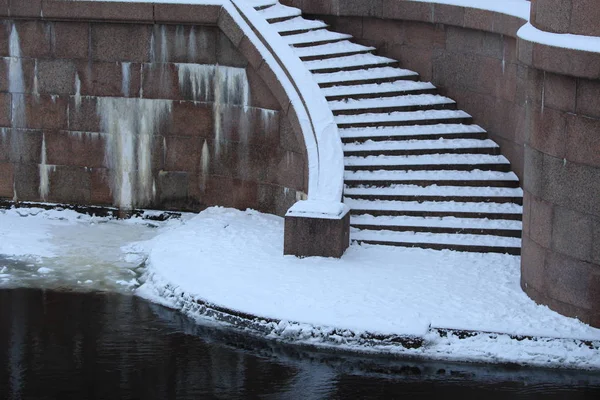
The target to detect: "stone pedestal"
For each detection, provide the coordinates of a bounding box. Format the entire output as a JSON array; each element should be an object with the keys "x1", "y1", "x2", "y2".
[{"x1": 284, "y1": 202, "x2": 350, "y2": 258}]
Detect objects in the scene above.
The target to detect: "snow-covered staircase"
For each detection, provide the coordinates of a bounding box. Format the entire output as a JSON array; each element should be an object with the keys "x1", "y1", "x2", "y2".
[{"x1": 251, "y1": 0, "x2": 523, "y2": 255}]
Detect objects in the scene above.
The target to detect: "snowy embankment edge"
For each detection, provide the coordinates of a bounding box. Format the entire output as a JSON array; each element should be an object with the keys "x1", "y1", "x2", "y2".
[{"x1": 136, "y1": 273, "x2": 600, "y2": 371}]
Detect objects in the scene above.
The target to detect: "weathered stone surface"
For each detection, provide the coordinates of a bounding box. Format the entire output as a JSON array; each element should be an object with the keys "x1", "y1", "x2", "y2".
[
  {"x1": 47, "y1": 165, "x2": 91, "y2": 204},
  {"x1": 531, "y1": 0, "x2": 571, "y2": 33},
  {"x1": 52, "y1": 21, "x2": 89, "y2": 60},
  {"x1": 169, "y1": 101, "x2": 213, "y2": 137},
  {"x1": 218, "y1": 8, "x2": 244, "y2": 48},
  {"x1": 0, "y1": 58, "x2": 36, "y2": 94},
  {"x1": 528, "y1": 106, "x2": 567, "y2": 159},
  {"x1": 545, "y1": 250, "x2": 597, "y2": 310},
  {"x1": 576, "y1": 78, "x2": 600, "y2": 119},
  {"x1": 246, "y1": 66, "x2": 280, "y2": 111},
  {"x1": 42, "y1": 0, "x2": 153, "y2": 22},
  {"x1": 37, "y1": 59, "x2": 77, "y2": 95},
  {"x1": 566, "y1": 114, "x2": 600, "y2": 168},
  {"x1": 529, "y1": 193, "x2": 553, "y2": 249},
  {"x1": 543, "y1": 72, "x2": 576, "y2": 113},
  {"x1": 552, "y1": 206, "x2": 594, "y2": 263},
  {"x1": 284, "y1": 211, "x2": 350, "y2": 258},
  {"x1": 21, "y1": 94, "x2": 68, "y2": 130},
  {"x1": 0, "y1": 162, "x2": 13, "y2": 197},
  {"x1": 217, "y1": 31, "x2": 248, "y2": 68},
  {"x1": 12, "y1": 20, "x2": 51, "y2": 58},
  {"x1": 90, "y1": 168, "x2": 112, "y2": 205},
  {"x1": 433, "y1": 4, "x2": 465, "y2": 26},
  {"x1": 91, "y1": 23, "x2": 151, "y2": 63},
  {"x1": 331, "y1": 0, "x2": 383, "y2": 18},
  {"x1": 384, "y1": 0, "x2": 432, "y2": 23},
  {"x1": 14, "y1": 163, "x2": 40, "y2": 201},
  {"x1": 568, "y1": 0, "x2": 600, "y2": 36},
  {"x1": 521, "y1": 234, "x2": 546, "y2": 292},
  {"x1": 154, "y1": 4, "x2": 221, "y2": 25},
  {"x1": 158, "y1": 170, "x2": 189, "y2": 204},
  {"x1": 68, "y1": 96, "x2": 101, "y2": 133},
  {"x1": 45, "y1": 131, "x2": 106, "y2": 168},
  {"x1": 523, "y1": 145, "x2": 544, "y2": 197},
  {"x1": 78, "y1": 61, "x2": 142, "y2": 98},
  {"x1": 0, "y1": 93, "x2": 10, "y2": 127},
  {"x1": 9, "y1": 0, "x2": 41, "y2": 18}
]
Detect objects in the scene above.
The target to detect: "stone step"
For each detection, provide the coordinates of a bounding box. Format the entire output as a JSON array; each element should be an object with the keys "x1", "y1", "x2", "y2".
[
  {"x1": 285, "y1": 30, "x2": 352, "y2": 47},
  {"x1": 351, "y1": 229, "x2": 522, "y2": 255},
  {"x1": 345, "y1": 198, "x2": 523, "y2": 220},
  {"x1": 315, "y1": 67, "x2": 419, "y2": 88},
  {"x1": 259, "y1": 3, "x2": 302, "y2": 23},
  {"x1": 350, "y1": 215, "x2": 522, "y2": 238},
  {"x1": 344, "y1": 169, "x2": 520, "y2": 188},
  {"x1": 330, "y1": 94, "x2": 456, "y2": 115},
  {"x1": 339, "y1": 124, "x2": 487, "y2": 142},
  {"x1": 272, "y1": 17, "x2": 328, "y2": 36},
  {"x1": 335, "y1": 110, "x2": 473, "y2": 129},
  {"x1": 342, "y1": 138, "x2": 500, "y2": 156},
  {"x1": 250, "y1": 0, "x2": 278, "y2": 11},
  {"x1": 305, "y1": 54, "x2": 400, "y2": 73},
  {"x1": 323, "y1": 81, "x2": 437, "y2": 101},
  {"x1": 294, "y1": 41, "x2": 375, "y2": 61}
]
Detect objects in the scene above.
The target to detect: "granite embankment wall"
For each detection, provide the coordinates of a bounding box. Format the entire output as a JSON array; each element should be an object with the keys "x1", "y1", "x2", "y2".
[
  {"x1": 281, "y1": 0, "x2": 600, "y2": 327},
  {"x1": 0, "y1": 2, "x2": 308, "y2": 216}
]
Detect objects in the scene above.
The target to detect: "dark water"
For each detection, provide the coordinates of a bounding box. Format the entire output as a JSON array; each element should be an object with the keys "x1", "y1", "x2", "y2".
[{"x1": 1, "y1": 289, "x2": 600, "y2": 400}]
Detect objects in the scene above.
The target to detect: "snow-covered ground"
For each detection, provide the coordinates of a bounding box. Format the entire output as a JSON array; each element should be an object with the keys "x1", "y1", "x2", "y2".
[{"x1": 1, "y1": 205, "x2": 599, "y2": 369}]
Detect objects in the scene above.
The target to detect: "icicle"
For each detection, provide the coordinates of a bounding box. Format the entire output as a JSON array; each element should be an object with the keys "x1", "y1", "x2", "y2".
[
  {"x1": 74, "y1": 72, "x2": 82, "y2": 110},
  {"x1": 39, "y1": 133, "x2": 50, "y2": 201},
  {"x1": 200, "y1": 139, "x2": 209, "y2": 192},
  {"x1": 121, "y1": 62, "x2": 131, "y2": 97}
]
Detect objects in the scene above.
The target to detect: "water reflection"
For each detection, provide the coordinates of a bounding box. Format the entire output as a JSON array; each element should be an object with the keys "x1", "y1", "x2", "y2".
[{"x1": 1, "y1": 288, "x2": 600, "y2": 400}]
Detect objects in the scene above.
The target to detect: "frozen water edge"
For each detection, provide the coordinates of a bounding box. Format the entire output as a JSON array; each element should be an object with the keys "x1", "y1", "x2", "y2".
[
  {"x1": 132, "y1": 207, "x2": 600, "y2": 370},
  {"x1": 2, "y1": 205, "x2": 599, "y2": 369}
]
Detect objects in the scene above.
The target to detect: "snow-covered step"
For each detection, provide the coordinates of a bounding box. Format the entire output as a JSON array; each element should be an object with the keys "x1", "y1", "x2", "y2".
[
  {"x1": 315, "y1": 67, "x2": 419, "y2": 87},
  {"x1": 345, "y1": 198, "x2": 523, "y2": 220},
  {"x1": 340, "y1": 124, "x2": 486, "y2": 142},
  {"x1": 249, "y1": 0, "x2": 278, "y2": 10},
  {"x1": 323, "y1": 81, "x2": 437, "y2": 101},
  {"x1": 344, "y1": 185, "x2": 523, "y2": 204},
  {"x1": 344, "y1": 170, "x2": 520, "y2": 188},
  {"x1": 351, "y1": 215, "x2": 522, "y2": 237},
  {"x1": 343, "y1": 139, "x2": 500, "y2": 156},
  {"x1": 294, "y1": 41, "x2": 375, "y2": 61},
  {"x1": 284, "y1": 30, "x2": 352, "y2": 47},
  {"x1": 351, "y1": 229, "x2": 522, "y2": 254},
  {"x1": 335, "y1": 110, "x2": 473, "y2": 128},
  {"x1": 271, "y1": 17, "x2": 328, "y2": 35},
  {"x1": 258, "y1": 3, "x2": 302, "y2": 22},
  {"x1": 344, "y1": 153, "x2": 511, "y2": 172},
  {"x1": 329, "y1": 94, "x2": 456, "y2": 115},
  {"x1": 305, "y1": 54, "x2": 399, "y2": 73}
]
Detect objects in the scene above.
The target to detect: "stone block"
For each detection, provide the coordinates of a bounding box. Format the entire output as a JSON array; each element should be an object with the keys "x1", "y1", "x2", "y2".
[
  {"x1": 531, "y1": 0, "x2": 571, "y2": 33},
  {"x1": 4, "y1": 128, "x2": 42, "y2": 164},
  {"x1": 566, "y1": 115, "x2": 600, "y2": 168},
  {"x1": 41, "y1": 0, "x2": 153, "y2": 22},
  {"x1": 255, "y1": 182, "x2": 296, "y2": 217},
  {"x1": 45, "y1": 131, "x2": 106, "y2": 168},
  {"x1": 528, "y1": 106, "x2": 567, "y2": 159},
  {"x1": 0, "y1": 0, "x2": 7, "y2": 17},
  {"x1": 593, "y1": 217, "x2": 600, "y2": 265},
  {"x1": 324, "y1": 16, "x2": 363, "y2": 39},
  {"x1": 51, "y1": 21, "x2": 89, "y2": 60},
  {"x1": 279, "y1": 115, "x2": 304, "y2": 154},
  {"x1": 12, "y1": 20, "x2": 51, "y2": 58},
  {"x1": 0, "y1": 21, "x2": 8, "y2": 57},
  {"x1": 247, "y1": 66, "x2": 280, "y2": 111},
  {"x1": 78, "y1": 61, "x2": 141, "y2": 98},
  {"x1": 541, "y1": 152, "x2": 600, "y2": 218},
  {"x1": 47, "y1": 165, "x2": 91, "y2": 204},
  {"x1": 37, "y1": 59, "x2": 77, "y2": 95},
  {"x1": 209, "y1": 140, "x2": 272, "y2": 182},
  {"x1": 433, "y1": 4, "x2": 464, "y2": 26},
  {"x1": 523, "y1": 145, "x2": 544, "y2": 197},
  {"x1": 362, "y1": 18, "x2": 404, "y2": 47},
  {"x1": 169, "y1": 101, "x2": 213, "y2": 137},
  {"x1": 150, "y1": 24, "x2": 218, "y2": 65},
  {"x1": 388, "y1": 44, "x2": 432, "y2": 81},
  {"x1": 68, "y1": 96, "x2": 101, "y2": 133},
  {"x1": 402, "y1": 21, "x2": 445, "y2": 50},
  {"x1": 154, "y1": 4, "x2": 221, "y2": 24},
  {"x1": 302, "y1": 0, "x2": 332, "y2": 15},
  {"x1": 384, "y1": 0, "x2": 432, "y2": 23},
  {"x1": 545, "y1": 250, "x2": 596, "y2": 310},
  {"x1": 218, "y1": 8, "x2": 244, "y2": 48},
  {"x1": 522, "y1": 190, "x2": 531, "y2": 237},
  {"x1": 552, "y1": 205, "x2": 593, "y2": 262},
  {"x1": 90, "y1": 168, "x2": 112, "y2": 205},
  {"x1": 529, "y1": 193, "x2": 554, "y2": 249},
  {"x1": 158, "y1": 170, "x2": 189, "y2": 204},
  {"x1": 141, "y1": 63, "x2": 181, "y2": 100},
  {"x1": 14, "y1": 162, "x2": 40, "y2": 201},
  {"x1": 532, "y1": 43, "x2": 600, "y2": 80},
  {"x1": 237, "y1": 36, "x2": 264, "y2": 71},
  {"x1": 0, "y1": 93, "x2": 10, "y2": 127},
  {"x1": 569, "y1": 0, "x2": 600, "y2": 36},
  {"x1": 22, "y1": 94, "x2": 68, "y2": 130},
  {"x1": 543, "y1": 72, "x2": 576, "y2": 113},
  {"x1": 9, "y1": 0, "x2": 41, "y2": 18},
  {"x1": 257, "y1": 61, "x2": 291, "y2": 113},
  {"x1": 331, "y1": 0, "x2": 383, "y2": 17},
  {"x1": 217, "y1": 31, "x2": 248, "y2": 68},
  {"x1": 164, "y1": 135, "x2": 202, "y2": 172},
  {"x1": 0, "y1": 162, "x2": 13, "y2": 198},
  {"x1": 0, "y1": 58, "x2": 35, "y2": 94},
  {"x1": 267, "y1": 150, "x2": 305, "y2": 191},
  {"x1": 463, "y1": 8, "x2": 495, "y2": 32},
  {"x1": 520, "y1": 234, "x2": 546, "y2": 292},
  {"x1": 491, "y1": 134, "x2": 524, "y2": 179},
  {"x1": 517, "y1": 38, "x2": 533, "y2": 66},
  {"x1": 284, "y1": 210, "x2": 350, "y2": 258},
  {"x1": 576, "y1": 78, "x2": 600, "y2": 119},
  {"x1": 91, "y1": 23, "x2": 151, "y2": 63}
]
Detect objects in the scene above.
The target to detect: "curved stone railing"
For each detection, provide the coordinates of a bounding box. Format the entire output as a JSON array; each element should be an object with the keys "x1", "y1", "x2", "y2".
[{"x1": 228, "y1": 0, "x2": 346, "y2": 217}]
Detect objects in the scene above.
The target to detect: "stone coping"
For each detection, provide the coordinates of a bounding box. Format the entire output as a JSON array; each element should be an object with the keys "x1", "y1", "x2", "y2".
[
  {"x1": 281, "y1": 0, "x2": 600, "y2": 80},
  {"x1": 0, "y1": 0, "x2": 222, "y2": 24}
]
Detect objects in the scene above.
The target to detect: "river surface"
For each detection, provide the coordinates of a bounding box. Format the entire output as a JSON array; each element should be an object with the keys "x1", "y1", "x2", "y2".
[{"x1": 1, "y1": 288, "x2": 600, "y2": 399}]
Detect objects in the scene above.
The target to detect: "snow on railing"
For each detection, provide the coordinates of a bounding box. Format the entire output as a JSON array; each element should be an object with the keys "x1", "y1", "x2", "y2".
[{"x1": 228, "y1": 0, "x2": 347, "y2": 219}]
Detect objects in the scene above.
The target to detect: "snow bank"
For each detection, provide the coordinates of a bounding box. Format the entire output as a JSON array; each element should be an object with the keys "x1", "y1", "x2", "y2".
[{"x1": 135, "y1": 207, "x2": 600, "y2": 367}]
